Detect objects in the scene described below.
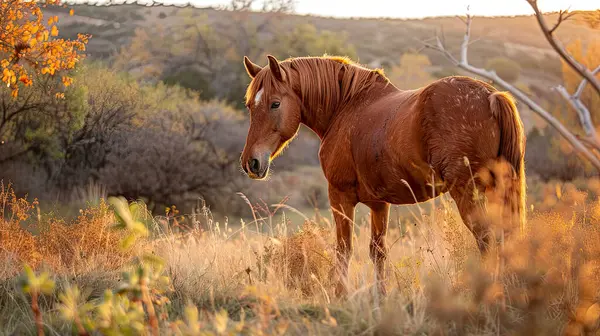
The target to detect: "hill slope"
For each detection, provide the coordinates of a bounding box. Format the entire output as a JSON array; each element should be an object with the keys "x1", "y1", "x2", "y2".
[{"x1": 49, "y1": 5, "x2": 599, "y2": 79}]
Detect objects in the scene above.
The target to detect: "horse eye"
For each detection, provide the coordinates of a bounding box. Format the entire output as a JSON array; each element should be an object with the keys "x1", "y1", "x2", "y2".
[{"x1": 271, "y1": 102, "x2": 280, "y2": 109}]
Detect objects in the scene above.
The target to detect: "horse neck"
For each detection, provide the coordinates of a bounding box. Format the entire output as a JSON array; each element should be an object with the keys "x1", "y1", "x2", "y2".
[
  {"x1": 299, "y1": 99, "x2": 334, "y2": 139},
  {"x1": 297, "y1": 72, "x2": 395, "y2": 139}
]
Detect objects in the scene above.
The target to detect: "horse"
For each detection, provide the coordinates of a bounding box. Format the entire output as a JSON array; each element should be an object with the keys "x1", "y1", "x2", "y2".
[{"x1": 239, "y1": 54, "x2": 526, "y2": 296}]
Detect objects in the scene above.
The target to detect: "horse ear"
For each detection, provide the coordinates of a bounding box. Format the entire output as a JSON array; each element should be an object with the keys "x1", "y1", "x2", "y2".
[
  {"x1": 244, "y1": 56, "x2": 262, "y2": 78},
  {"x1": 267, "y1": 55, "x2": 286, "y2": 82}
]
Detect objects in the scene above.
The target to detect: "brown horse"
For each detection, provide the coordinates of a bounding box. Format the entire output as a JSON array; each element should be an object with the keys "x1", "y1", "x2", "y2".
[{"x1": 240, "y1": 55, "x2": 526, "y2": 296}]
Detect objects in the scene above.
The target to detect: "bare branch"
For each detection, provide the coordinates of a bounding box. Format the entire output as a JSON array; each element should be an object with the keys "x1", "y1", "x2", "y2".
[
  {"x1": 553, "y1": 65, "x2": 600, "y2": 143},
  {"x1": 420, "y1": 36, "x2": 458, "y2": 65},
  {"x1": 526, "y1": 0, "x2": 600, "y2": 97},
  {"x1": 456, "y1": 15, "x2": 468, "y2": 25},
  {"x1": 459, "y1": 13, "x2": 472, "y2": 66},
  {"x1": 549, "y1": 9, "x2": 575, "y2": 34},
  {"x1": 574, "y1": 65, "x2": 600, "y2": 99},
  {"x1": 577, "y1": 135, "x2": 600, "y2": 152},
  {"x1": 0, "y1": 145, "x2": 32, "y2": 165},
  {"x1": 227, "y1": 0, "x2": 254, "y2": 11},
  {"x1": 467, "y1": 37, "x2": 483, "y2": 47},
  {"x1": 555, "y1": 85, "x2": 596, "y2": 138},
  {"x1": 422, "y1": 10, "x2": 600, "y2": 171}
]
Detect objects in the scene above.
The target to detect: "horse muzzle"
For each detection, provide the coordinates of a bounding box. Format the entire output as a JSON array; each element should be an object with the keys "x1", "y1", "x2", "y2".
[{"x1": 242, "y1": 153, "x2": 270, "y2": 180}]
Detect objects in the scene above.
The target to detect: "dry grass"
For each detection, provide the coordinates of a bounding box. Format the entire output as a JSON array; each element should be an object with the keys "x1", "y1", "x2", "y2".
[
  {"x1": 0, "y1": 182, "x2": 139, "y2": 279},
  {"x1": 2, "y1": 174, "x2": 600, "y2": 335}
]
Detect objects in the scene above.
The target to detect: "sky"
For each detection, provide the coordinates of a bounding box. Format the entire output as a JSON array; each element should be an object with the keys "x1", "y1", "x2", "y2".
[{"x1": 116, "y1": 0, "x2": 600, "y2": 19}]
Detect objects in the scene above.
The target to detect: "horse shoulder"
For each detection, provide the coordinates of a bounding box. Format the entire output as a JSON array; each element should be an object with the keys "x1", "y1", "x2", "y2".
[{"x1": 318, "y1": 122, "x2": 358, "y2": 192}]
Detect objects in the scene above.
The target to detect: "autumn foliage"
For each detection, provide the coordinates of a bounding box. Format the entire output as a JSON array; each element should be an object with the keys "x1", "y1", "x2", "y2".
[{"x1": 0, "y1": 0, "x2": 89, "y2": 98}]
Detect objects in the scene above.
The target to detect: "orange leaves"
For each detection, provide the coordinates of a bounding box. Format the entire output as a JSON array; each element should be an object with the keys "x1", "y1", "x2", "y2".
[
  {"x1": 61, "y1": 76, "x2": 72, "y2": 87},
  {"x1": 2, "y1": 69, "x2": 17, "y2": 86},
  {"x1": 76, "y1": 33, "x2": 89, "y2": 47},
  {"x1": 19, "y1": 74, "x2": 32, "y2": 86},
  {"x1": 47, "y1": 15, "x2": 58, "y2": 26},
  {"x1": 41, "y1": 30, "x2": 50, "y2": 43},
  {"x1": 0, "y1": 0, "x2": 89, "y2": 98}
]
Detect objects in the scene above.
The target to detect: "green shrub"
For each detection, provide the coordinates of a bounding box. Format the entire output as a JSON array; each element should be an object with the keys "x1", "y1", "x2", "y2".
[{"x1": 485, "y1": 57, "x2": 521, "y2": 83}]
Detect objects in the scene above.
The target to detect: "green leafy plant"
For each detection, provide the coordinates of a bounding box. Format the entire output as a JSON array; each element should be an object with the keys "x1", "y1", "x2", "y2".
[
  {"x1": 109, "y1": 197, "x2": 150, "y2": 247},
  {"x1": 20, "y1": 265, "x2": 55, "y2": 336}
]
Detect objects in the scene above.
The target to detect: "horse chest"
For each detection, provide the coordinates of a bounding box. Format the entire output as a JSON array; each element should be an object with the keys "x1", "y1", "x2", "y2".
[{"x1": 318, "y1": 135, "x2": 358, "y2": 192}]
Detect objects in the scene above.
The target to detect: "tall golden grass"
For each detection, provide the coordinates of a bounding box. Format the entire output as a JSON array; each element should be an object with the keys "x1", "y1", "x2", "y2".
[{"x1": 1, "y1": 171, "x2": 600, "y2": 335}]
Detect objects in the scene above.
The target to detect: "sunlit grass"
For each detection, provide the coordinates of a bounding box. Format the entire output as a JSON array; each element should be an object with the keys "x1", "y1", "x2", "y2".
[{"x1": 1, "y1": 176, "x2": 600, "y2": 335}]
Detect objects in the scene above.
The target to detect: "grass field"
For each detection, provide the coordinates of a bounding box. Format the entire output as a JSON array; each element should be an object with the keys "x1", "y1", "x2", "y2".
[{"x1": 1, "y1": 178, "x2": 600, "y2": 335}]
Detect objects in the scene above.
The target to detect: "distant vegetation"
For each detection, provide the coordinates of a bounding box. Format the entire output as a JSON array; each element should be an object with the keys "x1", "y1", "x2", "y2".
[
  {"x1": 486, "y1": 57, "x2": 521, "y2": 83},
  {"x1": 1, "y1": 2, "x2": 599, "y2": 217}
]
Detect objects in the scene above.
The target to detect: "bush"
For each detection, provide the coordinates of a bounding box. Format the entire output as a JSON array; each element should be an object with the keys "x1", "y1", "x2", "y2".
[
  {"x1": 96, "y1": 103, "x2": 244, "y2": 214},
  {"x1": 1, "y1": 63, "x2": 242, "y2": 214},
  {"x1": 0, "y1": 60, "x2": 326, "y2": 218},
  {"x1": 0, "y1": 182, "x2": 135, "y2": 278},
  {"x1": 277, "y1": 23, "x2": 358, "y2": 60},
  {"x1": 525, "y1": 127, "x2": 596, "y2": 181},
  {"x1": 387, "y1": 52, "x2": 435, "y2": 89},
  {"x1": 162, "y1": 68, "x2": 216, "y2": 101},
  {"x1": 0, "y1": 73, "x2": 87, "y2": 172},
  {"x1": 59, "y1": 68, "x2": 248, "y2": 214},
  {"x1": 129, "y1": 11, "x2": 144, "y2": 21},
  {"x1": 486, "y1": 57, "x2": 521, "y2": 83}
]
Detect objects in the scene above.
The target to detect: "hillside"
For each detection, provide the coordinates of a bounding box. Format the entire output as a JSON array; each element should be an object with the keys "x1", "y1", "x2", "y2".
[{"x1": 49, "y1": 4, "x2": 599, "y2": 83}]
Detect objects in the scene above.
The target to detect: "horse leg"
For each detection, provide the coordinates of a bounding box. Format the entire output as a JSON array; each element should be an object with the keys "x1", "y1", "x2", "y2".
[
  {"x1": 449, "y1": 184, "x2": 491, "y2": 255},
  {"x1": 365, "y1": 201, "x2": 390, "y2": 296},
  {"x1": 328, "y1": 186, "x2": 357, "y2": 297}
]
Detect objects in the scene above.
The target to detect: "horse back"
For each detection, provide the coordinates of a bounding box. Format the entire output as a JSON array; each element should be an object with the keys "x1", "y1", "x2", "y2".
[{"x1": 345, "y1": 76, "x2": 500, "y2": 204}]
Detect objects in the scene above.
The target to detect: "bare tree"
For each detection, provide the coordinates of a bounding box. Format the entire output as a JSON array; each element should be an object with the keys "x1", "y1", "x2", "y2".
[
  {"x1": 422, "y1": 3, "x2": 600, "y2": 170},
  {"x1": 526, "y1": 1, "x2": 600, "y2": 148},
  {"x1": 226, "y1": 0, "x2": 295, "y2": 13},
  {"x1": 0, "y1": 75, "x2": 77, "y2": 173}
]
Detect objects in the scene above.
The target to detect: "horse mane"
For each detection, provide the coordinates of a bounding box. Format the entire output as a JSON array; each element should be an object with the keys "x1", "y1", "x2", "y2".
[{"x1": 245, "y1": 56, "x2": 389, "y2": 113}]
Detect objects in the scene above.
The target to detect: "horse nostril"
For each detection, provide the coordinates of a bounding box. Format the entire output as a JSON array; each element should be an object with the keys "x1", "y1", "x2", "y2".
[{"x1": 248, "y1": 158, "x2": 260, "y2": 174}]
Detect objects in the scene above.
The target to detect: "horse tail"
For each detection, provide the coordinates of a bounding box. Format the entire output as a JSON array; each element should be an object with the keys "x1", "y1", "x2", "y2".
[{"x1": 489, "y1": 91, "x2": 527, "y2": 233}]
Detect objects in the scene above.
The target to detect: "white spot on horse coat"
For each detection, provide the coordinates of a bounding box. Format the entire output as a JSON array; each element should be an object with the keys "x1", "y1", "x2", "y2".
[{"x1": 255, "y1": 88, "x2": 264, "y2": 105}]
